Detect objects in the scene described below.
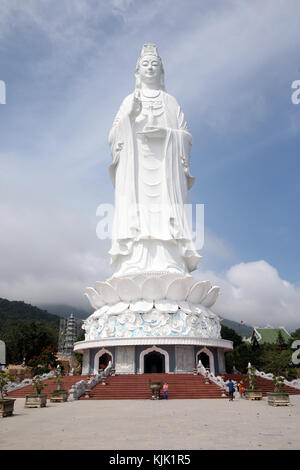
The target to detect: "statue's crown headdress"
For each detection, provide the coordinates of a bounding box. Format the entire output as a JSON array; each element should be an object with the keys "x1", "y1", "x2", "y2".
[{"x1": 139, "y1": 43, "x2": 160, "y2": 59}]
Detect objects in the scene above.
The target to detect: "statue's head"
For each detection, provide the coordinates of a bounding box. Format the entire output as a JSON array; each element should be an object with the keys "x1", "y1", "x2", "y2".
[{"x1": 135, "y1": 43, "x2": 165, "y2": 90}]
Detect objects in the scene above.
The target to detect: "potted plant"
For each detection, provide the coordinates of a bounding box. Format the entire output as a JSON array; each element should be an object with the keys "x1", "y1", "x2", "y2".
[
  {"x1": 25, "y1": 375, "x2": 47, "y2": 408},
  {"x1": 267, "y1": 375, "x2": 290, "y2": 406},
  {"x1": 244, "y1": 365, "x2": 263, "y2": 400},
  {"x1": 49, "y1": 366, "x2": 68, "y2": 402},
  {"x1": 0, "y1": 370, "x2": 16, "y2": 418},
  {"x1": 149, "y1": 380, "x2": 163, "y2": 399}
]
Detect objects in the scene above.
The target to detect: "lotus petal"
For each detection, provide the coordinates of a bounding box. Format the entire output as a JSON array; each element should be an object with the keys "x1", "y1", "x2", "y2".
[
  {"x1": 90, "y1": 305, "x2": 110, "y2": 318},
  {"x1": 178, "y1": 300, "x2": 193, "y2": 314},
  {"x1": 160, "y1": 273, "x2": 183, "y2": 290},
  {"x1": 201, "y1": 286, "x2": 220, "y2": 308},
  {"x1": 85, "y1": 287, "x2": 104, "y2": 309},
  {"x1": 142, "y1": 277, "x2": 166, "y2": 301},
  {"x1": 115, "y1": 277, "x2": 141, "y2": 302},
  {"x1": 130, "y1": 300, "x2": 153, "y2": 313},
  {"x1": 132, "y1": 274, "x2": 148, "y2": 287},
  {"x1": 183, "y1": 276, "x2": 199, "y2": 294},
  {"x1": 95, "y1": 281, "x2": 120, "y2": 304},
  {"x1": 107, "y1": 301, "x2": 129, "y2": 315},
  {"x1": 187, "y1": 302, "x2": 198, "y2": 314},
  {"x1": 106, "y1": 276, "x2": 119, "y2": 289},
  {"x1": 155, "y1": 299, "x2": 179, "y2": 313},
  {"x1": 187, "y1": 280, "x2": 211, "y2": 304},
  {"x1": 166, "y1": 277, "x2": 188, "y2": 301}
]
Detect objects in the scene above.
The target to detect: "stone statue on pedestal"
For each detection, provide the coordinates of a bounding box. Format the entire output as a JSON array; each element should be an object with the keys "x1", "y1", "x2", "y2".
[
  {"x1": 108, "y1": 43, "x2": 201, "y2": 277},
  {"x1": 78, "y1": 45, "x2": 232, "y2": 371}
]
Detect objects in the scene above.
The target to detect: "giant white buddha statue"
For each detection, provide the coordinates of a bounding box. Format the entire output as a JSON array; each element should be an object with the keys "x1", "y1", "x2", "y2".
[
  {"x1": 83, "y1": 44, "x2": 222, "y2": 344},
  {"x1": 108, "y1": 43, "x2": 201, "y2": 277}
]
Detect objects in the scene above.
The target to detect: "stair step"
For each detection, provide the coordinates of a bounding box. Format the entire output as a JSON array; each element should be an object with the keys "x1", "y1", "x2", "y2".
[{"x1": 7, "y1": 373, "x2": 300, "y2": 400}]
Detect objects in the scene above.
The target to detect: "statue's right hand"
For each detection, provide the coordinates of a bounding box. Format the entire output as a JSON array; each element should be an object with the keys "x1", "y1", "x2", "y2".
[{"x1": 128, "y1": 90, "x2": 142, "y2": 119}]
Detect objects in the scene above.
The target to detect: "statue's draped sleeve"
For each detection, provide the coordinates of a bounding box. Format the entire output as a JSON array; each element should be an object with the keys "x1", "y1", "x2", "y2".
[
  {"x1": 108, "y1": 95, "x2": 132, "y2": 187},
  {"x1": 163, "y1": 93, "x2": 195, "y2": 190},
  {"x1": 108, "y1": 94, "x2": 139, "y2": 245}
]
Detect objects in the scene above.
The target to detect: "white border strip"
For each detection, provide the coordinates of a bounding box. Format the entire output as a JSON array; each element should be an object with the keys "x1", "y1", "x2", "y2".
[{"x1": 74, "y1": 336, "x2": 233, "y2": 352}]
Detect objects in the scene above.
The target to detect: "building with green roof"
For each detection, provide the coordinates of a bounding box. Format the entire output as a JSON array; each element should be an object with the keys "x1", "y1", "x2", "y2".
[{"x1": 250, "y1": 326, "x2": 291, "y2": 345}]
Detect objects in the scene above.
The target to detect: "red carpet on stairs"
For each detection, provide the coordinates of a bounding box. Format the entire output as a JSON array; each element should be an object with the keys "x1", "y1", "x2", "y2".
[
  {"x1": 7, "y1": 373, "x2": 300, "y2": 400},
  {"x1": 79, "y1": 373, "x2": 225, "y2": 400},
  {"x1": 7, "y1": 374, "x2": 224, "y2": 400}
]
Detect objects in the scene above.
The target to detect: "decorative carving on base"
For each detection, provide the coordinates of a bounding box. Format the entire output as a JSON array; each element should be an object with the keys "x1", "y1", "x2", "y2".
[{"x1": 83, "y1": 306, "x2": 221, "y2": 341}]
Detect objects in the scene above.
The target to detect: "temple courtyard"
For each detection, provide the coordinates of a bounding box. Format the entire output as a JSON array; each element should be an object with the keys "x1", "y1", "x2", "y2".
[{"x1": 0, "y1": 396, "x2": 299, "y2": 450}]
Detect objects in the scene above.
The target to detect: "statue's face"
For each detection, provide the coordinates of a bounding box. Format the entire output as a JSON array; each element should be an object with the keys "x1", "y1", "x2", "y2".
[{"x1": 138, "y1": 54, "x2": 162, "y2": 84}]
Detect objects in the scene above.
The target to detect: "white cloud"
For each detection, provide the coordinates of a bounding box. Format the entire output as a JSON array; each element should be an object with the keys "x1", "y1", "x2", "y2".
[{"x1": 204, "y1": 260, "x2": 300, "y2": 331}]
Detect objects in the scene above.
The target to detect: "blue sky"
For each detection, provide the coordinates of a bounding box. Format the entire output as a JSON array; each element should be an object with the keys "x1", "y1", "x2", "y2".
[{"x1": 0, "y1": 0, "x2": 299, "y2": 329}]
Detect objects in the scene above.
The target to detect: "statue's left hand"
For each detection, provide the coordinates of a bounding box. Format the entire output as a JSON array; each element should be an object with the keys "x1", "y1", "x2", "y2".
[{"x1": 137, "y1": 126, "x2": 167, "y2": 138}]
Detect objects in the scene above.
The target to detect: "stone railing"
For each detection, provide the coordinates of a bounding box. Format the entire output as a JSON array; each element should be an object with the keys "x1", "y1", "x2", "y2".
[
  {"x1": 68, "y1": 379, "x2": 87, "y2": 401},
  {"x1": 68, "y1": 362, "x2": 113, "y2": 401},
  {"x1": 197, "y1": 364, "x2": 233, "y2": 396},
  {"x1": 254, "y1": 368, "x2": 300, "y2": 390},
  {"x1": 6, "y1": 370, "x2": 55, "y2": 393}
]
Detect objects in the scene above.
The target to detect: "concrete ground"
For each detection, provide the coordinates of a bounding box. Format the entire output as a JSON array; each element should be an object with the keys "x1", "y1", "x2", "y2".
[{"x1": 0, "y1": 395, "x2": 300, "y2": 450}]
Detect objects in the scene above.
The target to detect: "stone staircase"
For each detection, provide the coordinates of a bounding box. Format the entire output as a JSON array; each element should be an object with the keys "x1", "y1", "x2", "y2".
[
  {"x1": 8, "y1": 372, "x2": 300, "y2": 401},
  {"x1": 220, "y1": 373, "x2": 300, "y2": 396},
  {"x1": 80, "y1": 373, "x2": 225, "y2": 400}
]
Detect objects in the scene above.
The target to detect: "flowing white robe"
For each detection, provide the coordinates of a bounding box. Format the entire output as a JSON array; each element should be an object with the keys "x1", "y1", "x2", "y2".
[{"x1": 108, "y1": 90, "x2": 201, "y2": 275}]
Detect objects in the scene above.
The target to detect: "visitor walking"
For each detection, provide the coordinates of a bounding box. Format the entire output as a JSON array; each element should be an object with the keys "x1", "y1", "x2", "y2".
[
  {"x1": 163, "y1": 382, "x2": 168, "y2": 400},
  {"x1": 239, "y1": 381, "x2": 243, "y2": 399},
  {"x1": 227, "y1": 378, "x2": 235, "y2": 401}
]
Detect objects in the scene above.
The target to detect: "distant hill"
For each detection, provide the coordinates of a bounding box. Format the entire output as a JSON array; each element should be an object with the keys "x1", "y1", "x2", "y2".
[
  {"x1": 0, "y1": 298, "x2": 61, "y2": 328},
  {"x1": 220, "y1": 317, "x2": 253, "y2": 338},
  {"x1": 0, "y1": 298, "x2": 61, "y2": 364},
  {"x1": 38, "y1": 303, "x2": 91, "y2": 320}
]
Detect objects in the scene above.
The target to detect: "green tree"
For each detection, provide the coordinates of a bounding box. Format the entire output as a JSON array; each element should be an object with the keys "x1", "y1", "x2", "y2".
[
  {"x1": 221, "y1": 325, "x2": 243, "y2": 347},
  {"x1": 276, "y1": 330, "x2": 286, "y2": 349},
  {"x1": 1, "y1": 320, "x2": 58, "y2": 364},
  {"x1": 290, "y1": 328, "x2": 300, "y2": 341},
  {"x1": 28, "y1": 346, "x2": 58, "y2": 375}
]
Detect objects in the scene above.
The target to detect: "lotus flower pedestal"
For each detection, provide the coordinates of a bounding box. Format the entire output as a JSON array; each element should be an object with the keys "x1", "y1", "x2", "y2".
[{"x1": 74, "y1": 273, "x2": 233, "y2": 375}]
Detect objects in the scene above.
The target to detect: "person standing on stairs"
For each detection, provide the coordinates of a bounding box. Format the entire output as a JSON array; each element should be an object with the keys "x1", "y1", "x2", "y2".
[{"x1": 163, "y1": 382, "x2": 168, "y2": 400}]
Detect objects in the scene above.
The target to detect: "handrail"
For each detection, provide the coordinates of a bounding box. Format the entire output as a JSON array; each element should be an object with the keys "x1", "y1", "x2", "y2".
[
  {"x1": 6, "y1": 370, "x2": 55, "y2": 393},
  {"x1": 68, "y1": 361, "x2": 113, "y2": 400},
  {"x1": 253, "y1": 367, "x2": 300, "y2": 390}
]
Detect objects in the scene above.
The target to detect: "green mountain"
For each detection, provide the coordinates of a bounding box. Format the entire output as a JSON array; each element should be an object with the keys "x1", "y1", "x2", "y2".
[
  {"x1": 220, "y1": 317, "x2": 253, "y2": 338},
  {"x1": 0, "y1": 298, "x2": 61, "y2": 364},
  {"x1": 38, "y1": 303, "x2": 91, "y2": 319},
  {"x1": 0, "y1": 298, "x2": 61, "y2": 327}
]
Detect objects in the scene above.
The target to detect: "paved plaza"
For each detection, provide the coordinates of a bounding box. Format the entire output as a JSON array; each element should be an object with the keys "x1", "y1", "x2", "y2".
[{"x1": 1, "y1": 395, "x2": 300, "y2": 450}]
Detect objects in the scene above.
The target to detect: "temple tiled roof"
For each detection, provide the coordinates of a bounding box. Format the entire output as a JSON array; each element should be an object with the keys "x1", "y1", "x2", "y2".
[{"x1": 253, "y1": 327, "x2": 290, "y2": 344}]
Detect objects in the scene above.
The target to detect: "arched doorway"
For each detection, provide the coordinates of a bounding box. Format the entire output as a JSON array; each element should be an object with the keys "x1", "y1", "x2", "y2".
[
  {"x1": 93, "y1": 348, "x2": 113, "y2": 375},
  {"x1": 198, "y1": 352, "x2": 210, "y2": 369},
  {"x1": 144, "y1": 351, "x2": 165, "y2": 373},
  {"x1": 139, "y1": 346, "x2": 169, "y2": 374},
  {"x1": 99, "y1": 353, "x2": 111, "y2": 371},
  {"x1": 196, "y1": 347, "x2": 215, "y2": 375}
]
